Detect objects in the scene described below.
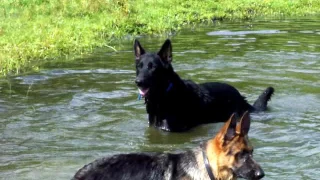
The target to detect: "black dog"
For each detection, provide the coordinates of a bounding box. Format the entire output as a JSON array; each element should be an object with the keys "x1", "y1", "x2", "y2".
[
  {"x1": 134, "y1": 39, "x2": 274, "y2": 132},
  {"x1": 72, "y1": 112, "x2": 265, "y2": 180}
]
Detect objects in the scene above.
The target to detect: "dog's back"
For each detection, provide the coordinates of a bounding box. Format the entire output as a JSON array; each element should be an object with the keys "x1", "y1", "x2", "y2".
[
  {"x1": 73, "y1": 153, "x2": 160, "y2": 180},
  {"x1": 199, "y1": 82, "x2": 254, "y2": 120},
  {"x1": 72, "y1": 152, "x2": 190, "y2": 180}
]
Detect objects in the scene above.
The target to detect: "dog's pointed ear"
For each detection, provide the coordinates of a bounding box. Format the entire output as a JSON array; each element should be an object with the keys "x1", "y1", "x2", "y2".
[
  {"x1": 237, "y1": 111, "x2": 251, "y2": 135},
  {"x1": 219, "y1": 113, "x2": 237, "y2": 142},
  {"x1": 134, "y1": 39, "x2": 145, "y2": 61},
  {"x1": 157, "y1": 39, "x2": 172, "y2": 63}
]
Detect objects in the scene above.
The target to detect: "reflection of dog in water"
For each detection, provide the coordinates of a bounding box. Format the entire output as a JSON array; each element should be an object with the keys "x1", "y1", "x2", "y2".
[
  {"x1": 133, "y1": 38, "x2": 274, "y2": 132},
  {"x1": 72, "y1": 111, "x2": 265, "y2": 180}
]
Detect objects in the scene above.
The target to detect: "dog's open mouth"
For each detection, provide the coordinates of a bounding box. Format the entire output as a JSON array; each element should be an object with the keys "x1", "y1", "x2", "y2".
[{"x1": 138, "y1": 88, "x2": 149, "y2": 97}]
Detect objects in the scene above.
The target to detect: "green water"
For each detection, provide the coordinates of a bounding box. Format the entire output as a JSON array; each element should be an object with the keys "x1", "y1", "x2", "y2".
[{"x1": 1, "y1": 17, "x2": 320, "y2": 180}]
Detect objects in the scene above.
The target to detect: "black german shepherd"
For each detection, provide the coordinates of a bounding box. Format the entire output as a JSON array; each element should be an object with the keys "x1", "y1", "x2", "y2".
[
  {"x1": 134, "y1": 39, "x2": 274, "y2": 132},
  {"x1": 72, "y1": 112, "x2": 265, "y2": 180}
]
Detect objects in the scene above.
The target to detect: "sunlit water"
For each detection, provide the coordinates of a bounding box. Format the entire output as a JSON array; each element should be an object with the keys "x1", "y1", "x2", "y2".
[{"x1": 1, "y1": 17, "x2": 320, "y2": 180}]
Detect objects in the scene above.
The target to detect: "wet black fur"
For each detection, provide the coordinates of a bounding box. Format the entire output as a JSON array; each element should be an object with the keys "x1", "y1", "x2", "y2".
[{"x1": 134, "y1": 39, "x2": 274, "y2": 132}]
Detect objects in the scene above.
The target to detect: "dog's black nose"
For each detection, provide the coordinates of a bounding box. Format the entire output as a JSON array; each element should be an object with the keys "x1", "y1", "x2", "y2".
[
  {"x1": 135, "y1": 79, "x2": 143, "y2": 86},
  {"x1": 254, "y1": 169, "x2": 265, "y2": 179}
]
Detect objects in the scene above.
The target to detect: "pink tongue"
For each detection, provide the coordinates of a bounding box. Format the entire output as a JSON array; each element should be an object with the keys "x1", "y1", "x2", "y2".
[{"x1": 138, "y1": 88, "x2": 148, "y2": 96}]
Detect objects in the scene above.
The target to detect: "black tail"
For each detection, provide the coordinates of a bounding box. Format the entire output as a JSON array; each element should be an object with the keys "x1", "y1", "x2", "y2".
[{"x1": 252, "y1": 87, "x2": 274, "y2": 111}]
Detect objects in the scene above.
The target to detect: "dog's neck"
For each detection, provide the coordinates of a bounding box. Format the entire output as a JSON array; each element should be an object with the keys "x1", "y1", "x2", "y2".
[
  {"x1": 179, "y1": 148, "x2": 211, "y2": 180},
  {"x1": 201, "y1": 144, "x2": 216, "y2": 180},
  {"x1": 145, "y1": 71, "x2": 181, "y2": 100},
  {"x1": 202, "y1": 140, "x2": 236, "y2": 180}
]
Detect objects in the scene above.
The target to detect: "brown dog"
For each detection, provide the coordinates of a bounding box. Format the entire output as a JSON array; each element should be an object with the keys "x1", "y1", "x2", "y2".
[{"x1": 72, "y1": 111, "x2": 264, "y2": 180}]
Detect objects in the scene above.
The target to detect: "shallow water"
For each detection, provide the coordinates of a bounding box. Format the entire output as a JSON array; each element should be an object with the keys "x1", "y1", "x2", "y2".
[{"x1": 1, "y1": 17, "x2": 320, "y2": 180}]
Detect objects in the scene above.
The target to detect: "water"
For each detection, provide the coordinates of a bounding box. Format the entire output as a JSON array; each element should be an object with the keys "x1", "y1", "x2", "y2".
[{"x1": 1, "y1": 17, "x2": 320, "y2": 180}]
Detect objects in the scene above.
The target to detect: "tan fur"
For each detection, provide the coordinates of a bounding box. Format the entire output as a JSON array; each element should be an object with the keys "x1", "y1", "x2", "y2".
[{"x1": 205, "y1": 112, "x2": 253, "y2": 180}]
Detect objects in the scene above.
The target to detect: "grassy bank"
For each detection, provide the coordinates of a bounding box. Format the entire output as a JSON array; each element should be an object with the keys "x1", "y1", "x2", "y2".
[{"x1": 1, "y1": 0, "x2": 320, "y2": 76}]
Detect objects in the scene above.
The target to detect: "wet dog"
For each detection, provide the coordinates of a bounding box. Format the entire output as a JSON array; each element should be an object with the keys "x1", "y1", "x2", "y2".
[
  {"x1": 72, "y1": 111, "x2": 265, "y2": 180},
  {"x1": 134, "y1": 39, "x2": 274, "y2": 132}
]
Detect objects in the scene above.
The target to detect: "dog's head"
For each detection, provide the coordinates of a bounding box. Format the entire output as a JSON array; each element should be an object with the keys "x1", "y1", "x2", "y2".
[
  {"x1": 133, "y1": 39, "x2": 173, "y2": 97},
  {"x1": 210, "y1": 111, "x2": 265, "y2": 180}
]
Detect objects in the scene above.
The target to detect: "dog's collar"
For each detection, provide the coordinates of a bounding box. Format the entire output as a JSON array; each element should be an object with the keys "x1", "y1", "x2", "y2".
[
  {"x1": 166, "y1": 82, "x2": 173, "y2": 92},
  {"x1": 201, "y1": 144, "x2": 215, "y2": 180},
  {"x1": 137, "y1": 83, "x2": 173, "y2": 100}
]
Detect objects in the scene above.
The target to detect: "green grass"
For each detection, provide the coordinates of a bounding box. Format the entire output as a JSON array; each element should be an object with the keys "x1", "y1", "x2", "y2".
[{"x1": 1, "y1": 0, "x2": 320, "y2": 76}]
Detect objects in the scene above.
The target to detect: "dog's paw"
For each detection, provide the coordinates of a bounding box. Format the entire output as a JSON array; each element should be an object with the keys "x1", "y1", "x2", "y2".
[{"x1": 160, "y1": 120, "x2": 171, "y2": 131}]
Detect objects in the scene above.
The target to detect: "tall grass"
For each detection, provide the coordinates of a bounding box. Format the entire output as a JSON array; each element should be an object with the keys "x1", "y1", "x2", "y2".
[{"x1": 1, "y1": 0, "x2": 320, "y2": 76}]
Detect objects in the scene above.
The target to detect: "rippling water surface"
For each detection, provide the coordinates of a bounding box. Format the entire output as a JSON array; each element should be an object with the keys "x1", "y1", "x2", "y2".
[{"x1": 1, "y1": 17, "x2": 320, "y2": 180}]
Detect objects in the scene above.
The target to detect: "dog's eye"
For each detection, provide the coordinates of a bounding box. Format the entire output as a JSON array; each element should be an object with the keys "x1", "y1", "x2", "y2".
[
  {"x1": 148, "y1": 63, "x2": 153, "y2": 69},
  {"x1": 236, "y1": 150, "x2": 249, "y2": 159},
  {"x1": 138, "y1": 62, "x2": 143, "y2": 68}
]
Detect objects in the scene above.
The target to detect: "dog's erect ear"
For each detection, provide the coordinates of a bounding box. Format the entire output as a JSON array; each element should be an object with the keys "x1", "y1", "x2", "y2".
[
  {"x1": 157, "y1": 39, "x2": 172, "y2": 63},
  {"x1": 134, "y1": 39, "x2": 145, "y2": 61},
  {"x1": 237, "y1": 111, "x2": 251, "y2": 135},
  {"x1": 224, "y1": 113, "x2": 238, "y2": 141},
  {"x1": 218, "y1": 113, "x2": 237, "y2": 142}
]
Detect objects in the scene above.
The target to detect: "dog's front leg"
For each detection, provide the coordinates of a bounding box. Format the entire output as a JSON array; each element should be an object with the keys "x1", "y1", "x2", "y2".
[
  {"x1": 161, "y1": 119, "x2": 171, "y2": 131},
  {"x1": 148, "y1": 114, "x2": 156, "y2": 126}
]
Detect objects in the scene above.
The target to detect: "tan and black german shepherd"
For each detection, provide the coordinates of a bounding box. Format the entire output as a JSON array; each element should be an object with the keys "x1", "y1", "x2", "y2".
[{"x1": 72, "y1": 111, "x2": 264, "y2": 180}]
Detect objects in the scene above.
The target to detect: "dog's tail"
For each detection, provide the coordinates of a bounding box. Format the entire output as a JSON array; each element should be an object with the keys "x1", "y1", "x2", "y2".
[{"x1": 252, "y1": 87, "x2": 274, "y2": 111}]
